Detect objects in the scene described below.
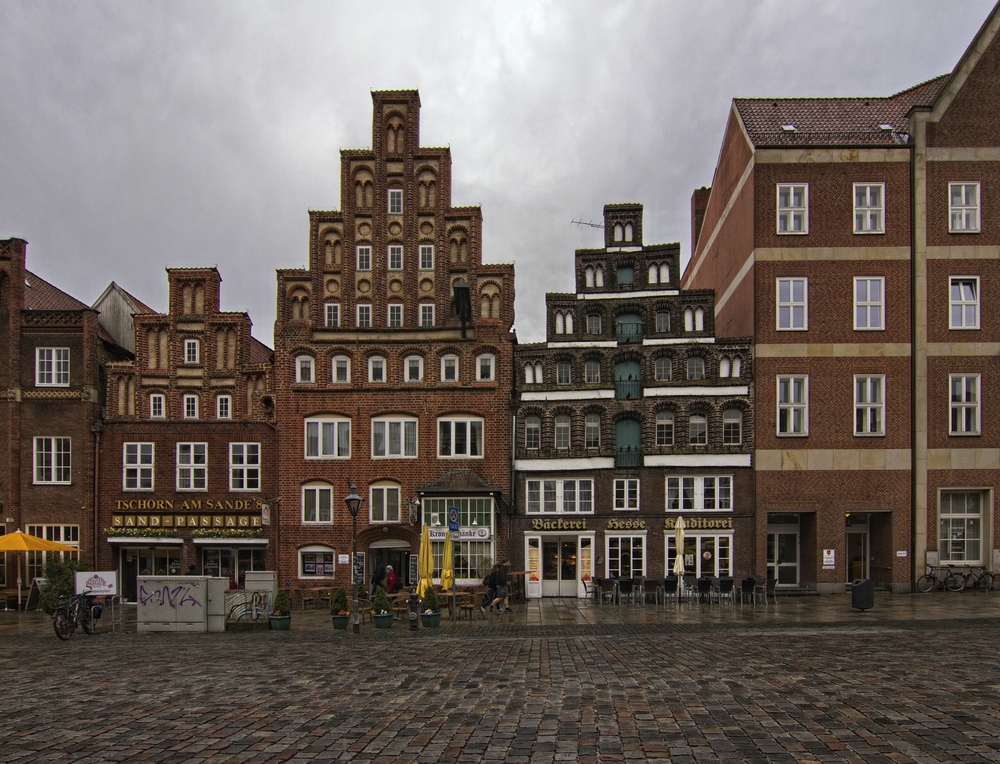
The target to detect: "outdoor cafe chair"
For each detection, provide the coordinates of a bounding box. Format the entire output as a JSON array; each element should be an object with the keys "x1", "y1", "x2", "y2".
[
  {"x1": 715, "y1": 577, "x2": 736, "y2": 606},
  {"x1": 765, "y1": 576, "x2": 777, "y2": 603},
  {"x1": 682, "y1": 574, "x2": 697, "y2": 602},
  {"x1": 597, "y1": 577, "x2": 617, "y2": 605},
  {"x1": 617, "y1": 578, "x2": 636, "y2": 605},
  {"x1": 661, "y1": 576, "x2": 679, "y2": 605},
  {"x1": 740, "y1": 577, "x2": 758, "y2": 605},
  {"x1": 696, "y1": 577, "x2": 714, "y2": 604}
]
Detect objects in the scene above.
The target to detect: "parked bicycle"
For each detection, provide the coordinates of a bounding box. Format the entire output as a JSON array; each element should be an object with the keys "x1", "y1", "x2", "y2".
[
  {"x1": 52, "y1": 592, "x2": 101, "y2": 640},
  {"x1": 916, "y1": 564, "x2": 964, "y2": 593},
  {"x1": 943, "y1": 565, "x2": 994, "y2": 592}
]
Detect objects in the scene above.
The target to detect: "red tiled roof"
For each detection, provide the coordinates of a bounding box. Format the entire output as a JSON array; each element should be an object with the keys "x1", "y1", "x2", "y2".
[
  {"x1": 735, "y1": 75, "x2": 949, "y2": 147},
  {"x1": 23, "y1": 270, "x2": 90, "y2": 311},
  {"x1": 249, "y1": 336, "x2": 273, "y2": 364}
]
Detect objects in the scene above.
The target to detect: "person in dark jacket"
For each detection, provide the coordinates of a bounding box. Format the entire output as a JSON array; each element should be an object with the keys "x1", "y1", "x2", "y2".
[
  {"x1": 488, "y1": 561, "x2": 511, "y2": 612},
  {"x1": 370, "y1": 558, "x2": 387, "y2": 594}
]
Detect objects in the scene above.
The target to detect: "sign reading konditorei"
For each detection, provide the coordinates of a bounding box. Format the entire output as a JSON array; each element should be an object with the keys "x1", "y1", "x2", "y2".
[{"x1": 664, "y1": 516, "x2": 733, "y2": 530}]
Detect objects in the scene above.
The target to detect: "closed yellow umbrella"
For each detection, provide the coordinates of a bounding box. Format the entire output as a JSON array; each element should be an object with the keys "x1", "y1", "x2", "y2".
[
  {"x1": 440, "y1": 531, "x2": 454, "y2": 592},
  {"x1": 417, "y1": 524, "x2": 434, "y2": 599}
]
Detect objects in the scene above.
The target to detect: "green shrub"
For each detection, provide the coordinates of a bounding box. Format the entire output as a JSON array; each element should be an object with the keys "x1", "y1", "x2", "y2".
[
  {"x1": 331, "y1": 586, "x2": 349, "y2": 614},
  {"x1": 39, "y1": 557, "x2": 83, "y2": 615},
  {"x1": 372, "y1": 586, "x2": 392, "y2": 615},
  {"x1": 421, "y1": 586, "x2": 438, "y2": 612},
  {"x1": 272, "y1": 588, "x2": 292, "y2": 616}
]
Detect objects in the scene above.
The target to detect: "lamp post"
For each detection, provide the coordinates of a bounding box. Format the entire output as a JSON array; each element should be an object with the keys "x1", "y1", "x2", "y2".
[{"x1": 344, "y1": 482, "x2": 363, "y2": 634}]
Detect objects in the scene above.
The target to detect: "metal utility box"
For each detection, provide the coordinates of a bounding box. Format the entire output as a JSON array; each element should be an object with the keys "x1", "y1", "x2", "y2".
[
  {"x1": 244, "y1": 571, "x2": 277, "y2": 600},
  {"x1": 137, "y1": 576, "x2": 228, "y2": 633}
]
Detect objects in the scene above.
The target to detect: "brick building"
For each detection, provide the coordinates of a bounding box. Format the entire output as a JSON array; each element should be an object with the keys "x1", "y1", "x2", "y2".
[
  {"x1": 683, "y1": 7, "x2": 1000, "y2": 592},
  {"x1": 513, "y1": 204, "x2": 753, "y2": 597},
  {"x1": 98, "y1": 268, "x2": 275, "y2": 600},
  {"x1": 273, "y1": 90, "x2": 515, "y2": 591},
  {"x1": 0, "y1": 238, "x2": 130, "y2": 595}
]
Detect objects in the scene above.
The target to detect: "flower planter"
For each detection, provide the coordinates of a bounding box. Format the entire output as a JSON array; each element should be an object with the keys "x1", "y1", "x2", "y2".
[
  {"x1": 420, "y1": 611, "x2": 441, "y2": 628},
  {"x1": 372, "y1": 613, "x2": 394, "y2": 629},
  {"x1": 268, "y1": 615, "x2": 292, "y2": 631},
  {"x1": 331, "y1": 614, "x2": 350, "y2": 630}
]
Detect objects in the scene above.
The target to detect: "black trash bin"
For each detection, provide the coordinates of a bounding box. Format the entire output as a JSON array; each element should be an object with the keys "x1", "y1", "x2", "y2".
[{"x1": 851, "y1": 578, "x2": 874, "y2": 611}]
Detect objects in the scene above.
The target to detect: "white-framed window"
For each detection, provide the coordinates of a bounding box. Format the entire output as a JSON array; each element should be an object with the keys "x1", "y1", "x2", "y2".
[
  {"x1": 587, "y1": 314, "x2": 602, "y2": 335},
  {"x1": 302, "y1": 484, "x2": 333, "y2": 524},
  {"x1": 176, "y1": 442, "x2": 207, "y2": 491},
  {"x1": 216, "y1": 395, "x2": 231, "y2": 420},
  {"x1": 854, "y1": 375, "x2": 884, "y2": 436},
  {"x1": 369, "y1": 356, "x2": 386, "y2": 383},
  {"x1": 388, "y1": 303, "x2": 403, "y2": 328},
  {"x1": 949, "y1": 182, "x2": 980, "y2": 233},
  {"x1": 438, "y1": 416, "x2": 483, "y2": 457},
  {"x1": 123, "y1": 442, "x2": 153, "y2": 490},
  {"x1": 405, "y1": 355, "x2": 423, "y2": 382},
  {"x1": 305, "y1": 417, "x2": 351, "y2": 458},
  {"x1": 183, "y1": 394, "x2": 199, "y2": 420},
  {"x1": 419, "y1": 244, "x2": 434, "y2": 270},
  {"x1": 950, "y1": 374, "x2": 980, "y2": 435},
  {"x1": 388, "y1": 188, "x2": 403, "y2": 215},
  {"x1": 420, "y1": 304, "x2": 435, "y2": 327},
  {"x1": 24, "y1": 525, "x2": 79, "y2": 580},
  {"x1": 722, "y1": 409, "x2": 742, "y2": 445},
  {"x1": 557, "y1": 362, "x2": 571, "y2": 385},
  {"x1": 324, "y1": 303, "x2": 340, "y2": 328},
  {"x1": 372, "y1": 417, "x2": 418, "y2": 458},
  {"x1": 777, "y1": 375, "x2": 808, "y2": 436},
  {"x1": 656, "y1": 411, "x2": 674, "y2": 446},
  {"x1": 333, "y1": 356, "x2": 351, "y2": 383},
  {"x1": 149, "y1": 393, "x2": 165, "y2": 419},
  {"x1": 614, "y1": 478, "x2": 639, "y2": 511},
  {"x1": 356, "y1": 304, "x2": 371, "y2": 329},
  {"x1": 939, "y1": 491, "x2": 984, "y2": 563},
  {"x1": 656, "y1": 311, "x2": 670, "y2": 333},
  {"x1": 524, "y1": 362, "x2": 543, "y2": 385},
  {"x1": 949, "y1": 276, "x2": 980, "y2": 330},
  {"x1": 585, "y1": 414, "x2": 601, "y2": 448},
  {"x1": 666, "y1": 476, "x2": 733, "y2": 511},
  {"x1": 777, "y1": 277, "x2": 808, "y2": 330},
  {"x1": 441, "y1": 355, "x2": 459, "y2": 383},
  {"x1": 296, "y1": 355, "x2": 314, "y2": 383},
  {"x1": 477, "y1": 353, "x2": 495, "y2": 381},
  {"x1": 388, "y1": 244, "x2": 403, "y2": 271},
  {"x1": 777, "y1": 183, "x2": 808, "y2": 234},
  {"x1": 370, "y1": 484, "x2": 401, "y2": 523},
  {"x1": 689, "y1": 413, "x2": 708, "y2": 445},
  {"x1": 554, "y1": 414, "x2": 570, "y2": 450},
  {"x1": 854, "y1": 277, "x2": 884, "y2": 330},
  {"x1": 607, "y1": 536, "x2": 644, "y2": 578},
  {"x1": 356, "y1": 245, "x2": 371, "y2": 270},
  {"x1": 229, "y1": 443, "x2": 260, "y2": 491},
  {"x1": 299, "y1": 546, "x2": 335, "y2": 578},
  {"x1": 655, "y1": 357, "x2": 672, "y2": 381},
  {"x1": 687, "y1": 357, "x2": 705, "y2": 381},
  {"x1": 526, "y1": 478, "x2": 594, "y2": 513},
  {"x1": 35, "y1": 347, "x2": 69, "y2": 387},
  {"x1": 184, "y1": 339, "x2": 200, "y2": 364},
  {"x1": 853, "y1": 183, "x2": 884, "y2": 234},
  {"x1": 585, "y1": 360, "x2": 600, "y2": 384},
  {"x1": 525, "y1": 416, "x2": 540, "y2": 450}
]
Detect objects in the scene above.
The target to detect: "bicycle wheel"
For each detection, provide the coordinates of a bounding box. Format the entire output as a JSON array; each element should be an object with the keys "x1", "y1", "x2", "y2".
[
  {"x1": 916, "y1": 574, "x2": 937, "y2": 593},
  {"x1": 79, "y1": 603, "x2": 94, "y2": 634},
  {"x1": 978, "y1": 573, "x2": 994, "y2": 592},
  {"x1": 53, "y1": 610, "x2": 73, "y2": 640},
  {"x1": 944, "y1": 573, "x2": 966, "y2": 592}
]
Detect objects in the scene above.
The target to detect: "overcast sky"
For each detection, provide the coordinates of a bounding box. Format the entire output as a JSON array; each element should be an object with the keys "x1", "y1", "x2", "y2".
[{"x1": 1, "y1": 1, "x2": 994, "y2": 345}]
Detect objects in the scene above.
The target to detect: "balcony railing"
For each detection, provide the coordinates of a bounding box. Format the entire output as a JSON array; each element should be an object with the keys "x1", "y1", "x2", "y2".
[
  {"x1": 615, "y1": 323, "x2": 643, "y2": 344},
  {"x1": 615, "y1": 446, "x2": 642, "y2": 468},
  {"x1": 615, "y1": 379, "x2": 642, "y2": 400}
]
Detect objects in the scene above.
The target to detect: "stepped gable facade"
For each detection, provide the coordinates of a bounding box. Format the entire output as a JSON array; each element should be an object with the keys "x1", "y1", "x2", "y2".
[
  {"x1": 513, "y1": 204, "x2": 754, "y2": 597},
  {"x1": 272, "y1": 90, "x2": 515, "y2": 589}
]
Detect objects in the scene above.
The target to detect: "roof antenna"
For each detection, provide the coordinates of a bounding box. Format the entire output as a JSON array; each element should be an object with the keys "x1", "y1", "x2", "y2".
[{"x1": 571, "y1": 219, "x2": 604, "y2": 229}]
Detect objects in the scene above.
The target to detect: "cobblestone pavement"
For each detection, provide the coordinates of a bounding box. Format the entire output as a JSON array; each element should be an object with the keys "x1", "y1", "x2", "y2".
[{"x1": 3, "y1": 593, "x2": 1000, "y2": 763}]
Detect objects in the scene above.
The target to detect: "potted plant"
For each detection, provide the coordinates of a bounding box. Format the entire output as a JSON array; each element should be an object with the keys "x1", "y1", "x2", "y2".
[
  {"x1": 420, "y1": 587, "x2": 441, "y2": 628},
  {"x1": 269, "y1": 589, "x2": 293, "y2": 630},
  {"x1": 371, "y1": 586, "x2": 393, "y2": 629},
  {"x1": 330, "y1": 586, "x2": 350, "y2": 630}
]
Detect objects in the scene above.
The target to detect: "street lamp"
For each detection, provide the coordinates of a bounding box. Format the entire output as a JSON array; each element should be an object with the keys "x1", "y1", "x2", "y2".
[{"x1": 344, "y1": 482, "x2": 363, "y2": 634}]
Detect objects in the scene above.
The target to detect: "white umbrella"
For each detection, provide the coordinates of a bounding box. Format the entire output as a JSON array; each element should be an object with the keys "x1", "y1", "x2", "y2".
[{"x1": 672, "y1": 516, "x2": 686, "y2": 576}]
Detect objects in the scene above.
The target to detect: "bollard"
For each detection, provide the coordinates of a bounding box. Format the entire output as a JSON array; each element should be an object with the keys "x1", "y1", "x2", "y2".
[{"x1": 408, "y1": 592, "x2": 420, "y2": 630}]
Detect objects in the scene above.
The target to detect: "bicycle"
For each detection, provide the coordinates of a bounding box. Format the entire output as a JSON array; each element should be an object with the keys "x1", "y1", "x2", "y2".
[
  {"x1": 943, "y1": 565, "x2": 994, "y2": 592},
  {"x1": 916, "y1": 564, "x2": 965, "y2": 593},
  {"x1": 52, "y1": 592, "x2": 100, "y2": 640}
]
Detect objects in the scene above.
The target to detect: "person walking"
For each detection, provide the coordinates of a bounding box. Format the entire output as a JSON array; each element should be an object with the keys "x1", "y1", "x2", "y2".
[
  {"x1": 370, "y1": 557, "x2": 387, "y2": 594},
  {"x1": 385, "y1": 564, "x2": 399, "y2": 593},
  {"x1": 489, "y1": 560, "x2": 511, "y2": 612}
]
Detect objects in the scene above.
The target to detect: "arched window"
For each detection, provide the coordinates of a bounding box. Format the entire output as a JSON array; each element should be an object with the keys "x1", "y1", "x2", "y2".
[
  {"x1": 659, "y1": 263, "x2": 670, "y2": 283},
  {"x1": 687, "y1": 357, "x2": 705, "y2": 381},
  {"x1": 624, "y1": 222, "x2": 633, "y2": 242},
  {"x1": 585, "y1": 414, "x2": 601, "y2": 448},
  {"x1": 614, "y1": 223, "x2": 624, "y2": 242},
  {"x1": 656, "y1": 412, "x2": 674, "y2": 446},
  {"x1": 585, "y1": 266, "x2": 595, "y2": 288},
  {"x1": 723, "y1": 409, "x2": 743, "y2": 445},
  {"x1": 684, "y1": 307, "x2": 694, "y2": 332},
  {"x1": 555, "y1": 312, "x2": 565, "y2": 334},
  {"x1": 695, "y1": 307, "x2": 705, "y2": 331},
  {"x1": 732, "y1": 357, "x2": 742, "y2": 378},
  {"x1": 524, "y1": 363, "x2": 535, "y2": 384},
  {"x1": 719, "y1": 357, "x2": 731, "y2": 378},
  {"x1": 525, "y1": 416, "x2": 540, "y2": 449},
  {"x1": 555, "y1": 414, "x2": 571, "y2": 450},
  {"x1": 689, "y1": 414, "x2": 708, "y2": 445}
]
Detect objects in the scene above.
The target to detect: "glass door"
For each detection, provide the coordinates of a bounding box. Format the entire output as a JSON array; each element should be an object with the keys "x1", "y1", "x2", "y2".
[
  {"x1": 541, "y1": 537, "x2": 579, "y2": 596},
  {"x1": 767, "y1": 523, "x2": 799, "y2": 586},
  {"x1": 846, "y1": 514, "x2": 869, "y2": 582}
]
